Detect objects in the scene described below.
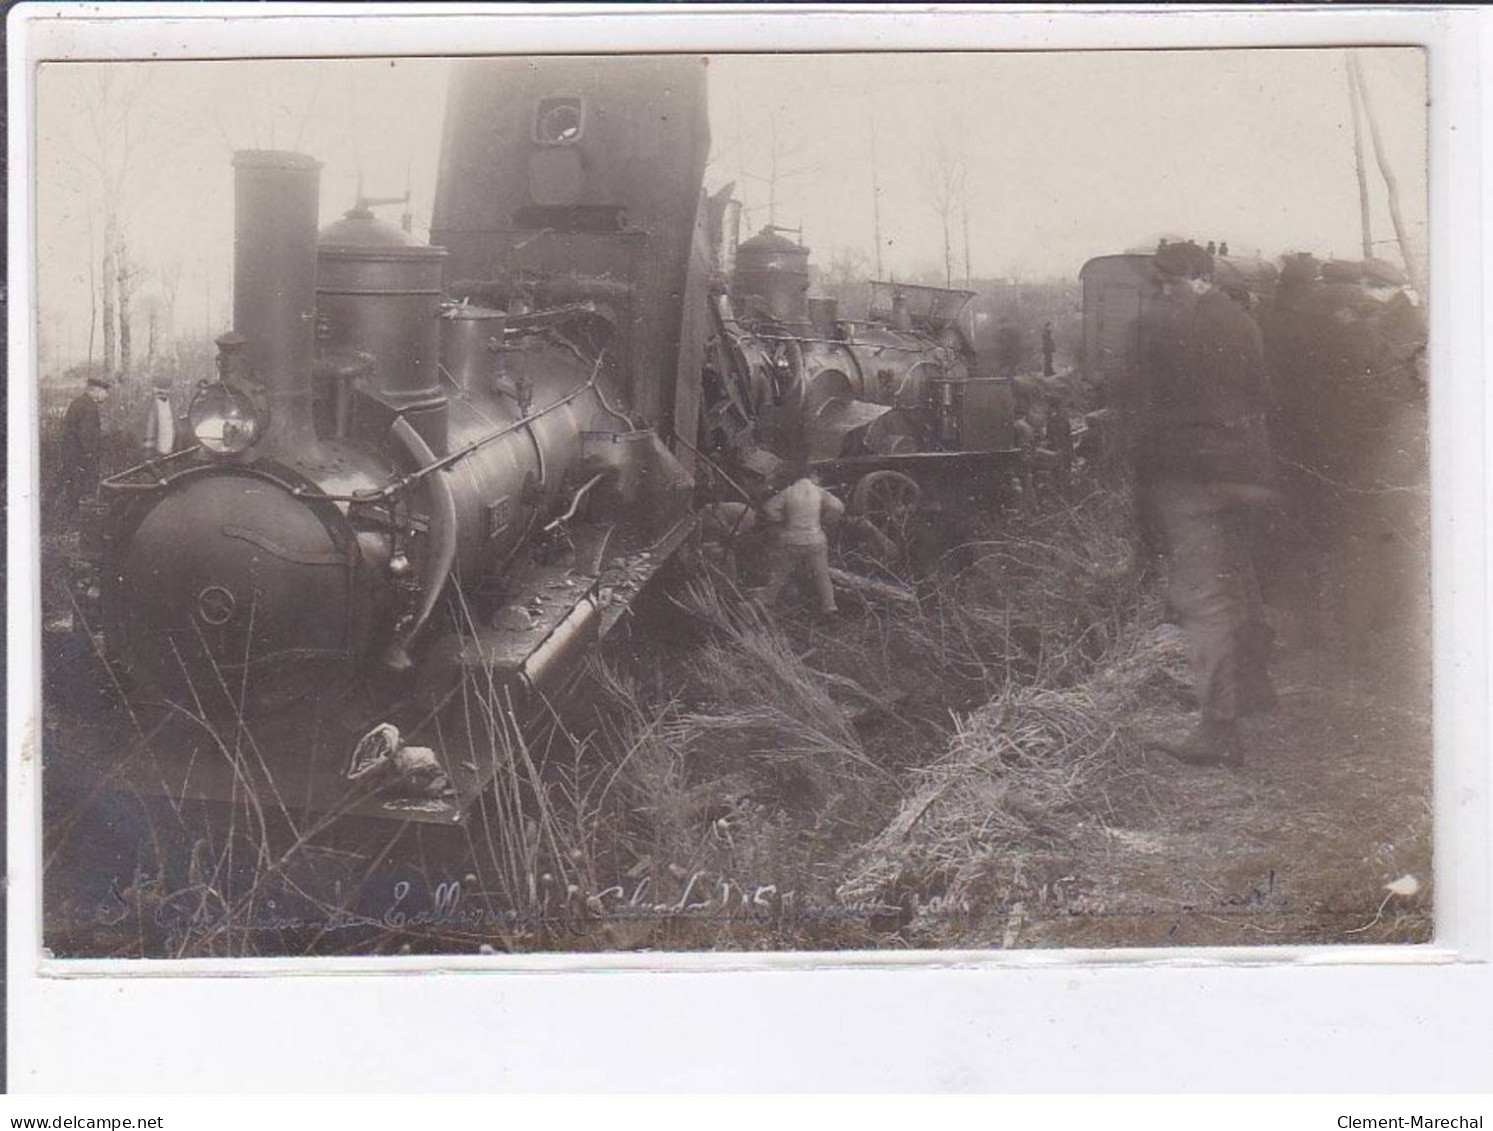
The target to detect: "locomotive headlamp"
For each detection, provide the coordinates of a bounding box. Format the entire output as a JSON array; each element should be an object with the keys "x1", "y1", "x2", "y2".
[
  {"x1": 190, "y1": 332, "x2": 268, "y2": 455},
  {"x1": 189, "y1": 381, "x2": 263, "y2": 455}
]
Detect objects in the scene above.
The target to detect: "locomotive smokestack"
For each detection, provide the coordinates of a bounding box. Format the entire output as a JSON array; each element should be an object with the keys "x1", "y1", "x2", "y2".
[{"x1": 232, "y1": 150, "x2": 322, "y2": 452}]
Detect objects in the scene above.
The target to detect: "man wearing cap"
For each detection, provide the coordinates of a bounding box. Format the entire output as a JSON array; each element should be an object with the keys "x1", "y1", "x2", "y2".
[
  {"x1": 1131, "y1": 240, "x2": 1278, "y2": 767},
  {"x1": 58, "y1": 373, "x2": 110, "y2": 517}
]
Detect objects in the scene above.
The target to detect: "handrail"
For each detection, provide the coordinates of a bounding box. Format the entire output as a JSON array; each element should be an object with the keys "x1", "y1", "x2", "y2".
[{"x1": 99, "y1": 446, "x2": 203, "y2": 492}]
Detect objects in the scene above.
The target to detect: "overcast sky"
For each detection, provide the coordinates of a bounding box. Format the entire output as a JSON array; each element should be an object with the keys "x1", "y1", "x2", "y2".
[{"x1": 34, "y1": 48, "x2": 1425, "y2": 369}]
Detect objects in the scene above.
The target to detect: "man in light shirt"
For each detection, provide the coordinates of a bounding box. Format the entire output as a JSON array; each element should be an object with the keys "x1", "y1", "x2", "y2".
[
  {"x1": 142, "y1": 375, "x2": 178, "y2": 458},
  {"x1": 757, "y1": 467, "x2": 845, "y2": 616}
]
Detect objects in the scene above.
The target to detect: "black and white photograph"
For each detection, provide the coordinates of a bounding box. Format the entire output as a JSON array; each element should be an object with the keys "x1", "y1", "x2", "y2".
[{"x1": 29, "y1": 43, "x2": 1432, "y2": 961}]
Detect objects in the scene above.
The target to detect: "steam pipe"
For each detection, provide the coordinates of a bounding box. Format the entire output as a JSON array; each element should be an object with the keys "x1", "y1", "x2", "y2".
[
  {"x1": 542, "y1": 472, "x2": 607, "y2": 533},
  {"x1": 380, "y1": 415, "x2": 459, "y2": 672},
  {"x1": 259, "y1": 354, "x2": 610, "y2": 506},
  {"x1": 313, "y1": 351, "x2": 375, "y2": 439}
]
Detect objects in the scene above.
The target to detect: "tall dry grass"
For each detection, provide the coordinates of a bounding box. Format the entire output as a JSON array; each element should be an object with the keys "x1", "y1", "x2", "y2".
[
  {"x1": 835, "y1": 607, "x2": 1186, "y2": 926},
  {"x1": 797, "y1": 482, "x2": 1173, "y2": 937},
  {"x1": 553, "y1": 484, "x2": 1165, "y2": 947},
  {"x1": 45, "y1": 454, "x2": 1171, "y2": 954}
]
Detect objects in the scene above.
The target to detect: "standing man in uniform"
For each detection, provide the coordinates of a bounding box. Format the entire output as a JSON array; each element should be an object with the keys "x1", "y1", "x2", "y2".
[
  {"x1": 1042, "y1": 321, "x2": 1057, "y2": 377},
  {"x1": 57, "y1": 373, "x2": 110, "y2": 518},
  {"x1": 756, "y1": 467, "x2": 845, "y2": 617},
  {"x1": 1131, "y1": 241, "x2": 1278, "y2": 768}
]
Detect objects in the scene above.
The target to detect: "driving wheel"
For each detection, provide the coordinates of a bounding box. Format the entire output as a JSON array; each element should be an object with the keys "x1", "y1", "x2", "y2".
[{"x1": 848, "y1": 470, "x2": 924, "y2": 563}]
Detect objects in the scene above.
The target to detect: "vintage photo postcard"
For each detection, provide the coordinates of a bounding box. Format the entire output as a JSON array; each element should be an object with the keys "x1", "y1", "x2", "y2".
[{"x1": 27, "y1": 42, "x2": 1433, "y2": 962}]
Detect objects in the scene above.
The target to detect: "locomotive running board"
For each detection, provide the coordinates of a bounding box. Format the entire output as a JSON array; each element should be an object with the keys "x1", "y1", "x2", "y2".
[{"x1": 368, "y1": 510, "x2": 700, "y2": 825}]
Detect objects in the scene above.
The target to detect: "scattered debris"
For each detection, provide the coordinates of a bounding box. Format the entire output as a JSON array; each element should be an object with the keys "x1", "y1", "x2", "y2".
[
  {"x1": 347, "y1": 722, "x2": 455, "y2": 801},
  {"x1": 826, "y1": 567, "x2": 918, "y2": 606}
]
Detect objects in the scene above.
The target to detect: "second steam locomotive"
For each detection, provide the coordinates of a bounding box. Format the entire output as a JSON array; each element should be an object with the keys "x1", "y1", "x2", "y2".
[{"x1": 698, "y1": 219, "x2": 1026, "y2": 546}]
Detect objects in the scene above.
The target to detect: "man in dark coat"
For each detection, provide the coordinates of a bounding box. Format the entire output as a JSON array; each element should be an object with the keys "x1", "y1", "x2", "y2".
[
  {"x1": 1041, "y1": 321, "x2": 1056, "y2": 377},
  {"x1": 1262, "y1": 255, "x2": 1427, "y2": 654},
  {"x1": 58, "y1": 374, "x2": 110, "y2": 517},
  {"x1": 1132, "y1": 241, "x2": 1278, "y2": 767}
]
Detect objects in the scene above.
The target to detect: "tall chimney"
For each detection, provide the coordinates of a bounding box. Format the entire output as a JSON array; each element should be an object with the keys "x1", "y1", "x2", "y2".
[{"x1": 232, "y1": 150, "x2": 321, "y2": 454}]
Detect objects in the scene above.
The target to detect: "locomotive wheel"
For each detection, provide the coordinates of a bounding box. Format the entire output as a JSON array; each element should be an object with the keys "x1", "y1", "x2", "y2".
[{"x1": 848, "y1": 470, "x2": 923, "y2": 554}]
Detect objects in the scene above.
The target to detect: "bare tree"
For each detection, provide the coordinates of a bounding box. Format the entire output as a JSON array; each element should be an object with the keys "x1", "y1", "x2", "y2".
[
  {"x1": 766, "y1": 111, "x2": 794, "y2": 226},
  {"x1": 141, "y1": 294, "x2": 162, "y2": 378},
  {"x1": 867, "y1": 91, "x2": 885, "y2": 280},
  {"x1": 1346, "y1": 52, "x2": 1373, "y2": 262},
  {"x1": 118, "y1": 242, "x2": 142, "y2": 380},
  {"x1": 1351, "y1": 51, "x2": 1427, "y2": 298},
  {"x1": 103, "y1": 220, "x2": 117, "y2": 378},
  {"x1": 86, "y1": 211, "x2": 98, "y2": 370},
  {"x1": 159, "y1": 258, "x2": 183, "y2": 374},
  {"x1": 117, "y1": 247, "x2": 130, "y2": 379},
  {"x1": 197, "y1": 256, "x2": 215, "y2": 339},
  {"x1": 158, "y1": 260, "x2": 180, "y2": 340},
  {"x1": 961, "y1": 177, "x2": 973, "y2": 286},
  {"x1": 817, "y1": 245, "x2": 872, "y2": 313},
  {"x1": 737, "y1": 106, "x2": 818, "y2": 232},
  {"x1": 824, "y1": 245, "x2": 870, "y2": 289},
  {"x1": 921, "y1": 131, "x2": 967, "y2": 288},
  {"x1": 71, "y1": 69, "x2": 155, "y2": 379}
]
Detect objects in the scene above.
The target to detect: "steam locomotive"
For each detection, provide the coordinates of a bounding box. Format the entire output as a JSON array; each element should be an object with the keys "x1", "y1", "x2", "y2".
[
  {"x1": 76, "y1": 53, "x2": 1038, "y2": 825},
  {"x1": 88, "y1": 57, "x2": 713, "y2": 823},
  {"x1": 696, "y1": 219, "x2": 1025, "y2": 552}
]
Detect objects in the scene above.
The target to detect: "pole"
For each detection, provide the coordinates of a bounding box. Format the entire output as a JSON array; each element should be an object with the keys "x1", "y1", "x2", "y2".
[
  {"x1": 869, "y1": 92, "x2": 884, "y2": 279},
  {"x1": 735, "y1": 91, "x2": 750, "y2": 232},
  {"x1": 961, "y1": 172, "x2": 972, "y2": 287},
  {"x1": 1352, "y1": 52, "x2": 1426, "y2": 298},
  {"x1": 1346, "y1": 52, "x2": 1373, "y2": 262},
  {"x1": 768, "y1": 112, "x2": 779, "y2": 226}
]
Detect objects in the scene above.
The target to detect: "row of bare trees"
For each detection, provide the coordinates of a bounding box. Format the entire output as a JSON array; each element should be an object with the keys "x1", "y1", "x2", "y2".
[
  {"x1": 704, "y1": 82, "x2": 978, "y2": 290},
  {"x1": 72, "y1": 70, "x2": 153, "y2": 380},
  {"x1": 921, "y1": 129, "x2": 972, "y2": 289},
  {"x1": 57, "y1": 69, "x2": 198, "y2": 385}
]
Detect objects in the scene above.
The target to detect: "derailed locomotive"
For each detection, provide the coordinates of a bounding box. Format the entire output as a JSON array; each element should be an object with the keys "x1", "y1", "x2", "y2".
[
  {"x1": 77, "y1": 53, "x2": 1036, "y2": 824},
  {"x1": 697, "y1": 221, "x2": 1025, "y2": 548},
  {"x1": 88, "y1": 57, "x2": 712, "y2": 822}
]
